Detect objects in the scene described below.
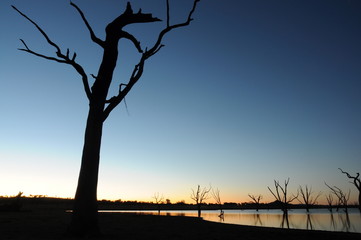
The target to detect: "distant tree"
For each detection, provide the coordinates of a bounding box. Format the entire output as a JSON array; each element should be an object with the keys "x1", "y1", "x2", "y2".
[
  {"x1": 152, "y1": 192, "x2": 164, "y2": 215},
  {"x1": 325, "y1": 182, "x2": 351, "y2": 213},
  {"x1": 212, "y1": 188, "x2": 224, "y2": 220},
  {"x1": 339, "y1": 168, "x2": 361, "y2": 211},
  {"x1": 296, "y1": 185, "x2": 321, "y2": 212},
  {"x1": 191, "y1": 185, "x2": 211, "y2": 217},
  {"x1": 13, "y1": 0, "x2": 200, "y2": 236},
  {"x1": 325, "y1": 193, "x2": 334, "y2": 212},
  {"x1": 248, "y1": 194, "x2": 262, "y2": 211},
  {"x1": 267, "y1": 178, "x2": 298, "y2": 213}
]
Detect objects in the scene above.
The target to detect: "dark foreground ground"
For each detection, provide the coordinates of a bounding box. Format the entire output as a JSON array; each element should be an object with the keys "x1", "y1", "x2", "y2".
[{"x1": 1, "y1": 208, "x2": 360, "y2": 240}]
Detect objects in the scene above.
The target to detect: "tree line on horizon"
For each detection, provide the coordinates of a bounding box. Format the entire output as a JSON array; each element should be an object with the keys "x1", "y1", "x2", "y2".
[{"x1": 2, "y1": 168, "x2": 360, "y2": 215}]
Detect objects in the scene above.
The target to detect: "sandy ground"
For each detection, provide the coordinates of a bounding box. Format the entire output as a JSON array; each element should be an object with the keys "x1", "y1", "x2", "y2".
[{"x1": 1, "y1": 209, "x2": 360, "y2": 240}]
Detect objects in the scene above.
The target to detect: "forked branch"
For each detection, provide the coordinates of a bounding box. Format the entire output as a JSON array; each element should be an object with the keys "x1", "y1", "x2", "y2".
[
  {"x1": 268, "y1": 178, "x2": 298, "y2": 211},
  {"x1": 191, "y1": 185, "x2": 211, "y2": 204},
  {"x1": 103, "y1": 0, "x2": 200, "y2": 121},
  {"x1": 12, "y1": 5, "x2": 92, "y2": 101}
]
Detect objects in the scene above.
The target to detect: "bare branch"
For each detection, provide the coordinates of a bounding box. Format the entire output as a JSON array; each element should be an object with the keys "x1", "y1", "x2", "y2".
[
  {"x1": 103, "y1": 57, "x2": 145, "y2": 121},
  {"x1": 212, "y1": 188, "x2": 222, "y2": 205},
  {"x1": 13, "y1": 5, "x2": 93, "y2": 101},
  {"x1": 297, "y1": 185, "x2": 321, "y2": 206},
  {"x1": 144, "y1": 0, "x2": 200, "y2": 59},
  {"x1": 70, "y1": 1, "x2": 105, "y2": 48},
  {"x1": 103, "y1": 0, "x2": 200, "y2": 121},
  {"x1": 12, "y1": 6, "x2": 61, "y2": 54},
  {"x1": 166, "y1": 0, "x2": 170, "y2": 27},
  {"x1": 121, "y1": 31, "x2": 143, "y2": 53},
  {"x1": 268, "y1": 178, "x2": 298, "y2": 211},
  {"x1": 339, "y1": 168, "x2": 361, "y2": 190},
  {"x1": 18, "y1": 39, "x2": 67, "y2": 63},
  {"x1": 152, "y1": 192, "x2": 164, "y2": 204},
  {"x1": 248, "y1": 194, "x2": 262, "y2": 204},
  {"x1": 191, "y1": 185, "x2": 211, "y2": 204}
]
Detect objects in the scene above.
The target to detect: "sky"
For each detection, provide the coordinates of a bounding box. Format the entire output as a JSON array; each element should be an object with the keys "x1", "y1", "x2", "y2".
[{"x1": 0, "y1": 0, "x2": 360, "y2": 205}]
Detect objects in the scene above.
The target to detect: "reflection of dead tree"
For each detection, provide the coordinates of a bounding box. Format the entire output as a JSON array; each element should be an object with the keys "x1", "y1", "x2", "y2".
[
  {"x1": 325, "y1": 182, "x2": 351, "y2": 213},
  {"x1": 253, "y1": 213, "x2": 263, "y2": 226},
  {"x1": 212, "y1": 188, "x2": 224, "y2": 221},
  {"x1": 296, "y1": 185, "x2": 321, "y2": 212},
  {"x1": 306, "y1": 213, "x2": 314, "y2": 230},
  {"x1": 280, "y1": 211, "x2": 290, "y2": 229},
  {"x1": 339, "y1": 168, "x2": 361, "y2": 211},
  {"x1": 152, "y1": 192, "x2": 164, "y2": 215},
  {"x1": 268, "y1": 178, "x2": 299, "y2": 213},
  {"x1": 329, "y1": 212, "x2": 336, "y2": 230},
  {"x1": 248, "y1": 194, "x2": 262, "y2": 211},
  {"x1": 326, "y1": 193, "x2": 334, "y2": 212},
  {"x1": 191, "y1": 185, "x2": 211, "y2": 217}
]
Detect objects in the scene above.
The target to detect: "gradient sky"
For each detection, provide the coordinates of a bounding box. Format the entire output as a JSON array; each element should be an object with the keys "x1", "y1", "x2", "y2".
[{"x1": 1, "y1": 0, "x2": 360, "y2": 204}]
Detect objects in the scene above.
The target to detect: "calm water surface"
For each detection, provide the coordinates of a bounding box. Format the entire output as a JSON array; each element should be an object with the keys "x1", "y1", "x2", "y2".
[{"x1": 101, "y1": 208, "x2": 361, "y2": 233}]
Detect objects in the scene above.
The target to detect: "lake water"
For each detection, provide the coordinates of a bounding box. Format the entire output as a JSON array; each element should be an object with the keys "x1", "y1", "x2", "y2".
[{"x1": 100, "y1": 208, "x2": 361, "y2": 233}]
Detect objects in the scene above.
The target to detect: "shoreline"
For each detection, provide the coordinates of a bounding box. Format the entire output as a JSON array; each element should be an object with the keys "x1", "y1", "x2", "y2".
[{"x1": 1, "y1": 209, "x2": 361, "y2": 240}]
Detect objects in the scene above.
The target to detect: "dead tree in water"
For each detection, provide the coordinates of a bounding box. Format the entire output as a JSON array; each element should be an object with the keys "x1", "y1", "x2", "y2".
[
  {"x1": 267, "y1": 178, "x2": 298, "y2": 213},
  {"x1": 339, "y1": 168, "x2": 361, "y2": 211},
  {"x1": 212, "y1": 188, "x2": 224, "y2": 220},
  {"x1": 13, "y1": 0, "x2": 201, "y2": 236},
  {"x1": 326, "y1": 193, "x2": 334, "y2": 212},
  {"x1": 325, "y1": 182, "x2": 351, "y2": 213},
  {"x1": 248, "y1": 194, "x2": 262, "y2": 211},
  {"x1": 296, "y1": 185, "x2": 321, "y2": 212},
  {"x1": 152, "y1": 192, "x2": 164, "y2": 215},
  {"x1": 191, "y1": 185, "x2": 211, "y2": 217}
]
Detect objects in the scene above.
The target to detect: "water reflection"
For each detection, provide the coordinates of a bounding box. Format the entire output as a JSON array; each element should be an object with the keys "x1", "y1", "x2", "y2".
[{"x1": 101, "y1": 208, "x2": 361, "y2": 233}]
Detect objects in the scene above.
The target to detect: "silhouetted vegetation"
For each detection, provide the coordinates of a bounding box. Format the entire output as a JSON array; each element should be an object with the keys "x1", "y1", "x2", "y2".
[
  {"x1": 248, "y1": 194, "x2": 263, "y2": 211},
  {"x1": 190, "y1": 185, "x2": 211, "y2": 217},
  {"x1": 13, "y1": 0, "x2": 201, "y2": 236},
  {"x1": 339, "y1": 168, "x2": 361, "y2": 211},
  {"x1": 152, "y1": 192, "x2": 164, "y2": 214},
  {"x1": 296, "y1": 185, "x2": 322, "y2": 212},
  {"x1": 325, "y1": 182, "x2": 351, "y2": 213},
  {"x1": 326, "y1": 193, "x2": 334, "y2": 212},
  {"x1": 0, "y1": 192, "x2": 23, "y2": 212},
  {"x1": 211, "y1": 188, "x2": 224, "y2": 220},
  {"x1": 267, "y1": 178, "x2": 299, "y2": 213}
]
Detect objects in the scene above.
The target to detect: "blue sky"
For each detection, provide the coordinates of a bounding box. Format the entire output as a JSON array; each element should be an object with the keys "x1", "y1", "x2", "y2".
[{"x1": 1, "y1": 0, "x2": 360, "y2": 204}]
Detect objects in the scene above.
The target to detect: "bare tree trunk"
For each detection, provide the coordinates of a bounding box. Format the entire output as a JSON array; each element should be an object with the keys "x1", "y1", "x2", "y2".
[
  {"x1": 69, "y1": 104, "x2": 104, "y2": 235},
  {"x1": 70, "y1": 43, "x2": 118, "y2": 235}
]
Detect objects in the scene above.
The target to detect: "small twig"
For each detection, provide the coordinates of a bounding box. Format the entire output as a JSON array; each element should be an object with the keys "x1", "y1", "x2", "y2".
[{"x1": 166, "y1": 0, "x2": 170, "y2": 27}]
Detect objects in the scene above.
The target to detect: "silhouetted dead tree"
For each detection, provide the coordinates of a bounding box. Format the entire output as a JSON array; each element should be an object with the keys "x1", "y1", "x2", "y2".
[
  {"x1": 152, "y1": 192, "x2": 164, "y2": 215},
  {"x1": 13, "y1": 0, "x2": 201, "y2": 236},
  {"x1": 325, "y1": 182, "x2": 351, "y2": 213},
  {"x1": 212, "y1": 188, "x2": 224, "y2": 220},
  {"x1": 191, "y1": 185, "x2": 211, "y2": 217},
  {"x1": 267, "y1": 178, "x2": 298, "y2": 213},
  {"x1": 248, "y1": 194, "x2": 262, "y2": 211},
  {"x1": 339, "y1": 168, "x2": 361, "y2": 211},
  {"x1": 296, "y1": 185, "x2": 321, "y2": 212},
  {"x1": 326, "y1": 193, "x2": 334, "y2": 212}
]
